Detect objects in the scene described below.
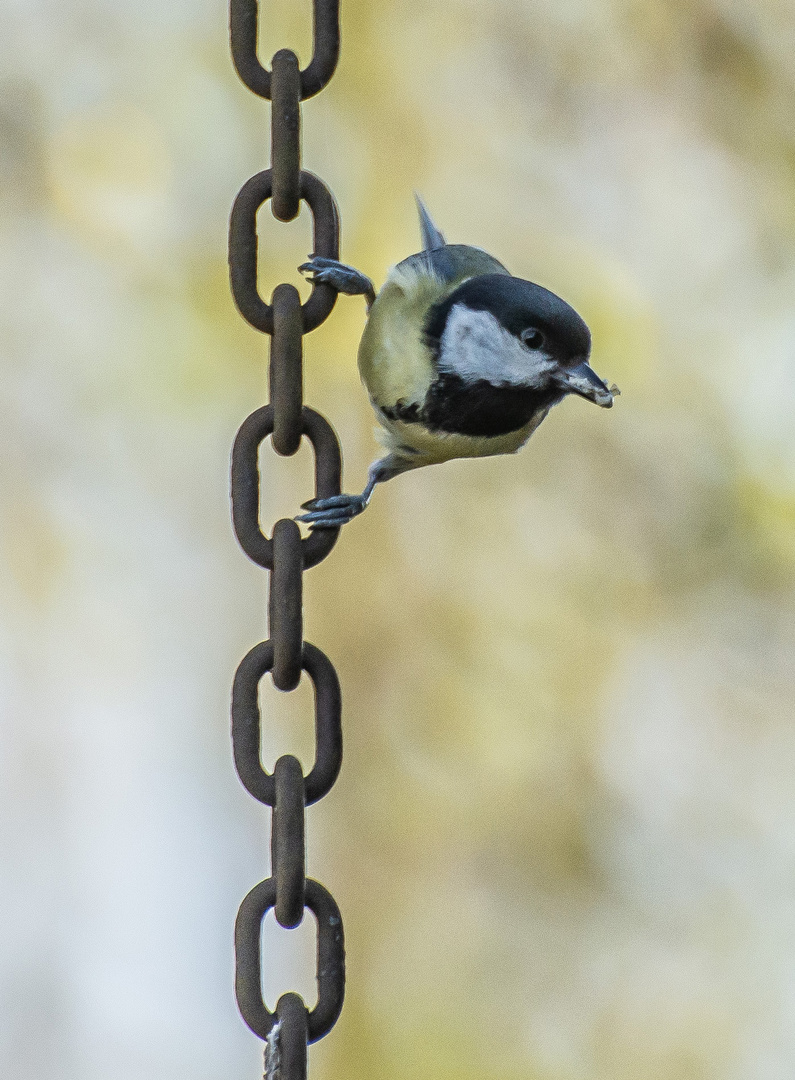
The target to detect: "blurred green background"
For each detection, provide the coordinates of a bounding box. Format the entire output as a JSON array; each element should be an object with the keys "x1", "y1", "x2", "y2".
[{"x1": 3, "y1": 0, "x2": 795, "y2": 1077}]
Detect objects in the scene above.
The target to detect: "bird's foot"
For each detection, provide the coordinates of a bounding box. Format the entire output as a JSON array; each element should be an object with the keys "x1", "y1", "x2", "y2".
[
  {"x1": 296, "y1": 493, "x2": 369, "y2": 531},
  {"x1": 298, "y1": 257, "x2": 376, "y2": 307}
]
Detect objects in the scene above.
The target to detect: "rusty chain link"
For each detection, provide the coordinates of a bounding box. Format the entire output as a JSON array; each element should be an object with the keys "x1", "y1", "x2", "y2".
[
  {"x1": 230, "y1": 0, "x2": 340, "y2": 100},
  {"x1": 228, "y1": 1, "x2": 345, "y2": 1076}
]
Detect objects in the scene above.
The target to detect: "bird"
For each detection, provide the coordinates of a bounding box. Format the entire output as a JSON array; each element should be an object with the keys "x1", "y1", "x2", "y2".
[{"x1": 296, "y1": 197, "x2": 617, "y2": 529}]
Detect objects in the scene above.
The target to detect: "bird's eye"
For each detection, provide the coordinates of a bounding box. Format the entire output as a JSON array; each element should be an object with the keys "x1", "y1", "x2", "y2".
[{"x1": 521, "y1": 328, "x2": 545, "y2": 349}]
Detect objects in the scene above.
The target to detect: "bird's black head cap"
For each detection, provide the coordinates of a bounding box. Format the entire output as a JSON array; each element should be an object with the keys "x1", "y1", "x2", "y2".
[{"x1": 425, "y1": 274, "x2": 591, "y2": 362}]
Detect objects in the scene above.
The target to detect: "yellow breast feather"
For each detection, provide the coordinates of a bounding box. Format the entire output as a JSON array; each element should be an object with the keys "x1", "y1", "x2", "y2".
[{"x1": 358, "y1": 245, "x2": 509, "y2": 421}]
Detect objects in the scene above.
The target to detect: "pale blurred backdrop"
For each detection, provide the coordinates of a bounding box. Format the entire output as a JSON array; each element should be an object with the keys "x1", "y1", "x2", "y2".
[{"x1": 2, "y1": 0, "x2": 795, "y2": 1077}]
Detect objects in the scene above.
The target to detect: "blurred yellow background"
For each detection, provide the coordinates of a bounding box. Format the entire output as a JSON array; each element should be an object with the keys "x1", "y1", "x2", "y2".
[{"x1": 2, "y1": 0, "x2": 795, "y2": 1077}]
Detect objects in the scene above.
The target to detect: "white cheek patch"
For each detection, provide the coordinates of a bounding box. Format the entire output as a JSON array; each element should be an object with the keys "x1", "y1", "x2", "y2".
[{"x1": 437, "y1": 304, "x2": 556, "y2": 388}]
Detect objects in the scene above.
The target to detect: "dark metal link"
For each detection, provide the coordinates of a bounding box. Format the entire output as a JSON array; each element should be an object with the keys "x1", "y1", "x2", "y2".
[
  {"x1": 270, "y1": 519, "x2": 303, "y2": 691},
  {"x1": 230, "y1": 0, "x2": 340, "y2": 101},
  {"x1": 232, "y1": 641, "x2": 343, "y2": 807},
  {"x1": 229, "y1": 170, "x2": 340, "y2": 334},
  {"x1": 270, "y1": 285, "x2": 304, "y2": 457},
  {"x1": 271, "y1": 50, "x2": 301, "y2": 223},
  {"x1": 231, "y1": 405, "x2": 342, "y2": 570},
  {"x1": 274, "y1": 993, "x2": 308, "y2": 1080},
  {"x1": 235, "y1": 877, "x2": 345, "y2": 1042},
  {"x1": 272, "y1": 755, "x2": 306, "y2": 928}
]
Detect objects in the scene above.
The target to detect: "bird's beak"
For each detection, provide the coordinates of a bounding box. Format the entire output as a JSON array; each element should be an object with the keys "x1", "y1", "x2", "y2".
[{"x1": 557, "y1": 359, "x2": 614, "y2": 408}]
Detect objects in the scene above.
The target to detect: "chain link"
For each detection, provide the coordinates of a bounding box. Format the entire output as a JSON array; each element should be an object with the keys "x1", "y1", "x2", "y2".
[
  {"x1": 230, "y1": 0, "x2": 340, "y2": 101},
  {"x1": 269, "y1": 286, "x2": 303, "y2": 456},
  {"x1": 271, "y1": 51, "x2": 301, "y2": 222},
  {"x1": 231, "y1": 406, "x2": 342, "y2": 570},
  {"x1": 232, "y1": 641, "x2": 343, "y2": 807},
  {"x1": 272, "y1": 755, "x2": 306, "y2": 928},
  {"x1": 229, "y1": 170, "x2": 339, "y2": 334},
  {"x1": 228, "y1": 1, "x2": 345, "y2": 1075},
  {"x1": 236, "y1": 878, "x2": 345, "y2": 1042},
  {"x1": 270, "y1": 520, "x2": 303, "y2": 691}
]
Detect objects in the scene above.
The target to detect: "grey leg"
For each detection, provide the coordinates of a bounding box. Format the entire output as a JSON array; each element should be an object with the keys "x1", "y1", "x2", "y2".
[
  {"x1": 296, "y1": 454, "x2": 417, "y2": 530},
  {"x1": 298, "y1": 257, "x2": 376, "y2": 310}
]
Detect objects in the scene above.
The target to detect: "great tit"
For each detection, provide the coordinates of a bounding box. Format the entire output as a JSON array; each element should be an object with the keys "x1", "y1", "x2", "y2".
[{"x1": 297, "y1": 197, "x2": 617, "y2": 529}]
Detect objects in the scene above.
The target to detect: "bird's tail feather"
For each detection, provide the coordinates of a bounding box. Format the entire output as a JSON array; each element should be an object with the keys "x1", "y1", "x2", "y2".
[{"x1": 415, "y1": 193, "x2": 446, "y2": 251}]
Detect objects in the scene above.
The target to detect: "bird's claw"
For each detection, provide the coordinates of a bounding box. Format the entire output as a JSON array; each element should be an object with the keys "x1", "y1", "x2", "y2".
[
  {"x1": 296, "y1": 493, "x2": 368, "y2": 531},
  {"x1": 298, "y1": 256, "x2": 375, "y2": 302}
]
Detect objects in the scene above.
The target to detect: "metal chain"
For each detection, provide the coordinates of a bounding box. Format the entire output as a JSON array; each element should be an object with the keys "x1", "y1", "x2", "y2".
[{"x1": 228, "y1": 3, "x2": 345, "y2": 1077}]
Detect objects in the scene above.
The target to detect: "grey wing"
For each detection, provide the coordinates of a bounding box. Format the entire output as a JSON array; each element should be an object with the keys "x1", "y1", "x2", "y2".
[{"x1": 394, "y1": 243, "x2": 512, "y2": 288}]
